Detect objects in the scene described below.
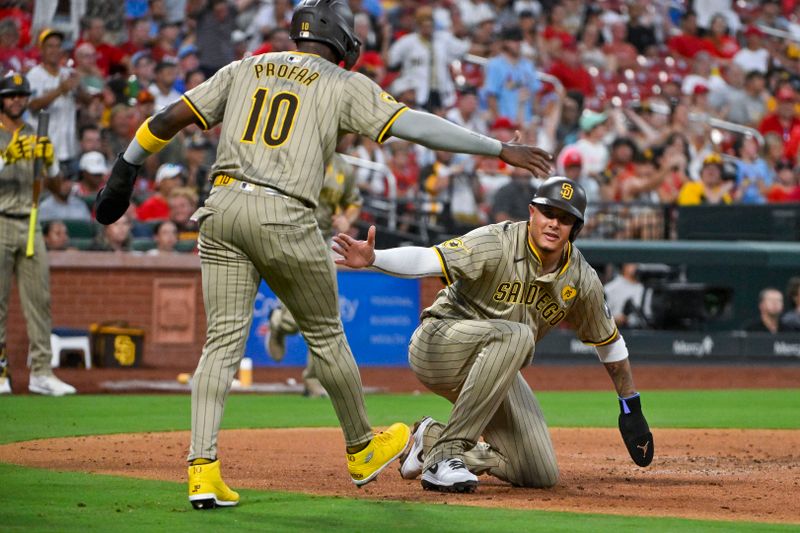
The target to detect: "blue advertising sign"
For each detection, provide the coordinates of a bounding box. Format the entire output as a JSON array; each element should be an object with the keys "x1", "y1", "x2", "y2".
[{"x1": 245, "y1": 272, "x2": 420, "y2": 366}]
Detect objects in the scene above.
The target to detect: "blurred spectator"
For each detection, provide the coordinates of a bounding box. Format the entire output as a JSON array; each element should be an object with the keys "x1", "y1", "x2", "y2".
[
  {"x1": 725, "y1": 70, "x2": 767, "y2": 125},
  {"x1": 548, "y1": 42, "x2": 592, "y2": 96},
  {"x1": 386, "y1": 5, "x2": 472, "y2": 111},
  {"x1": 702, "y1": 14, "x2": 739, "y2": 60},
  {"x1": 604, "y1": 263, "x2": 645, "y2": 328},
  {"x1": 191, "y1": 0, "x2": 237, "y2": 75},
  {"x1": 667, "y1": 11, "x2": 707, "y2": 59},
  {"x1": 600, "y1": 136, "x2": 637, "y2": 201},
  {"x1": 681, "y1": 51, "x2": 714, "y2": 96},
  {"x1": 758, "y1": 86, "x2": 800, "y2": 142},
  {"x1": 491, "y1": 167, "x2": 537, "y2": 223},
  {"x1": 766, "y1": 158, "x2": 800, "y2": 202},
  {"x1": 0, "y1": 18, "x2": 28, "y2": 72},
  {"x1": 43, "y1": 220, "x2": 70, "y2": 251},
  {"x1": 168, "y1": 187, "x2": 200, "y2": 239},
  {"x1": 73, "y1": 43, "x2": 104, "y2": 97},
  {"x1": 73, "y1": 151, "x2": 109, "y2": 200},
  {"x1": 481, "y1": 27, "x2": 540, "y2": 126},
  {"x1": 150, "y1": 59, "x2": 181, "y2": 110},
  {"x1": 184, "y1": 69, "x2": 207, "y2": 92},
  {"x1": 445, "y1": 88, "x2": 486, "y2": 135},
  {"x1": 733, "y1": 26, "x2": 769, "y2": 74},
  {"x1": 389, "y1": 75, "x2": 417, "y2": 108},
  {"x1": 151, "y1": 21, "x2": 181, "y2": 62},
  {"x1": 146, "y1": 220, "x2": 179, "y2": 255},
  {"x1": 75, "y1": 16, "x2": 123, "y2": 77},
  {"x1": 138, "y1": 164, "x2": 184, "y2": 221},
  {"x1": 131, "y1": 51, "x2": 157, "y2": 88},
  {"x1": 184, "y1": 135, "x2": 213, "y2": 202},
  {"x1": 780, "y1": 277, "x2": 800, "y2": 332},
  {"x1": 39, "y1": 175, "x2": 92, "y2": 223},
  {"x1": 90, "y1": 214, "x2": 133, "y2": 252},
  {"x1": 567, "y1": 110, "x2": 609, "y2": 177},
  {"x1": 741, "y1": 287, "x2": 787, "y2": 333},
  {"x1": 28, "y1": 29, "x2": 82, "y2": 171},
  {"x1": 385, "y1": 140, "x2": 419, "y2": 198},
  {"x1": 419, "y1": 151, "x2": 484, "y2": 227},
  {"x1": 102, "y1": 104, "x2": 138, "y2": 162},
  {"x1": 625, "y1": 1, "x2": 659, "y2": 56},
  {"x1": 119, "y1": 18, "x2": 151, "y2": 59},
  {"x1": 560, "y1": 149, "x2": 601, "y2": 211},
  {"x1": 602, "y1": 21, "x2": 638, "y2": 72},
  {"x1": 79, "y1": 125, "x2": 102, "y2": 153},
  {"x1": 678, "y1": 153, "x2": 733, "y2": 205},
  {"x1": 734, "y1": 134, "x2": 772, "y2": 204}
]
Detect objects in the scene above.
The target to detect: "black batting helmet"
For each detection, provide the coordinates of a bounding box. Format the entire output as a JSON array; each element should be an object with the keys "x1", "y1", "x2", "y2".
[
  {"x1": 0, "y1": 72, "x2": 32, "y2": 98},
  {"x1": 291, "y1": 0, "x2": 361, "y2": 69},
  {"x1": 530, "y1": 176, "x2": 587, "y2": 241}
]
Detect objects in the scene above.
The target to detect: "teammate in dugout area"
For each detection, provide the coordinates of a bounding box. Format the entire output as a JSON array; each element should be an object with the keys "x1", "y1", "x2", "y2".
[
  {"x1": 93, "y1": 0, "x2": 551, "y2": 509},
  {"x1": 0, "y1": 72, "x2": 76, "y2": 397},
  {"x1": 333, "y1": 177, "x2": 654, "y2": 493},
  {"x1": 267, "y1": 148, "x2": 363, "y2": 398}
]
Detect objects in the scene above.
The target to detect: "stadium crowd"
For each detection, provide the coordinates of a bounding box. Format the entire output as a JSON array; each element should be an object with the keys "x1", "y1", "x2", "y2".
[{"x1": 3, "y1": 0, "x2": 800, "y2": 251}]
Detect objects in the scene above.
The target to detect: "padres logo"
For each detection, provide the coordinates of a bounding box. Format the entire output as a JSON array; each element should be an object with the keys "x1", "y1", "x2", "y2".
[
  {"x1": 560, "y1": 183, "x2": 574, "y2": 200},
  {"x1": 442, "y1": 238, "x2": 469, "y2": 252},
  {"x1": 380, "y1": 92, "x2": 398, "y2": 104},
  {"x1": 561, "y1": 285, "x2": 577, "y2": 302},
  {"x1": 114, "y1": 335, "x2": 136, "y2": 366},
  {"x1": 13, "y1": 74, "x2": 23, "y2": 85}
]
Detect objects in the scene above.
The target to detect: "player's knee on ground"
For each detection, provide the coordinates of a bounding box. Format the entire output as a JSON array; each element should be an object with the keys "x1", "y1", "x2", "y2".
[{"x1": 511, "y1": 459, "x2": 559, "y2": 488}]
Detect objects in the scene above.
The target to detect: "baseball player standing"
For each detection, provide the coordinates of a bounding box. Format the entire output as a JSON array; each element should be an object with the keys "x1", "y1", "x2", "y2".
[
  {"x1": 334, "y1": 177, "x2": 654, "y2": 493},
  {"x1": 0, "y1": 72, "x2": 76, "y2": 397},
  {"x1": 267, "y1": 150, "x2": 363, "y2": 398},
  {"x1": 93, "y1": 0, "x2": 551, "y2": 509}
]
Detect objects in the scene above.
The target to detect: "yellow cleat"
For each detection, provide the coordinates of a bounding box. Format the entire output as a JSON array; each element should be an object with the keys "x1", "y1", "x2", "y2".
[
  {"x1": 188, "y1": 460, "x2": 240, "y2": 510},
  {"x1": 347, "y1": 422, "x2": 411, "y2": 487}
]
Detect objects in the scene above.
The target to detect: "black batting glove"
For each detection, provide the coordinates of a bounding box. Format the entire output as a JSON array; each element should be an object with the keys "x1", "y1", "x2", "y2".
[
  {"x1": 618, "y1": 393, "x2": 654, "y2": 467},
  {"x1": 95, "y1": 153, "x2": 140, "y2": 225}
]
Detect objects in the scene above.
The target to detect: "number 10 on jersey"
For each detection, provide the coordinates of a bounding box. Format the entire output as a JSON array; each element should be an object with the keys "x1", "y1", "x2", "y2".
[{"x1": 241, "y1": 88, "x2": 300, "y2": 147}]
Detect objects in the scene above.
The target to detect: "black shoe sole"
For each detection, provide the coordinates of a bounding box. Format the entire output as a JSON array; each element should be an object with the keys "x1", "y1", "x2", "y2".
[{"x1": 421, "y1": 479, "x2": 478, "y2": 493}]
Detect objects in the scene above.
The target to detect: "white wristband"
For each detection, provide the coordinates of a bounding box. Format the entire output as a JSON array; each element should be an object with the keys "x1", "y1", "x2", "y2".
[{"x1": 596, "y1": 335, "x2": 629, "y2": 363}]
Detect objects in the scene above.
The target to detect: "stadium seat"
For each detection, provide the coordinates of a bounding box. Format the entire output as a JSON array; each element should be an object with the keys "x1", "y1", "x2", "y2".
[
  {"x1": 132, "y1": 238, "x2": 156, "y2": 252},
  {"x1": 176, "y1": 239, "x2": 197, "y2": 253},
  {"x1": 63, "y1": 219, "x2": 98, "y2": 239}
]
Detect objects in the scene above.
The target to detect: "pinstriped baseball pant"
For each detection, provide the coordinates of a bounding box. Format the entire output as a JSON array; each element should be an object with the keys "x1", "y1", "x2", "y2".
[
  {"x1": 409, "y1": 318, "x2": 559, "y2": 488},
  {"x1": 188, "y1": 186, "x2": 372, "y2": 461},
  {"x1": 0, "y1": 217, "x2": 54, "y2": 376}
]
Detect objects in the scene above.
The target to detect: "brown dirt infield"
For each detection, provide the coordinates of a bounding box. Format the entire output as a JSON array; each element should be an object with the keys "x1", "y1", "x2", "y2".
[{"x1": 2, "y1": 364, "x2": 799, "y2": 524}]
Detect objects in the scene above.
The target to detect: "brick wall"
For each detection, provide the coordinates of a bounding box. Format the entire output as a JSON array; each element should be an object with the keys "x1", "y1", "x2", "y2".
[
  {"x1": 7, "y1": 252, "x2": 205, "y2": 370},
  {"x1": 7, "y1": 253, "x2": 445, "y2": 371}
]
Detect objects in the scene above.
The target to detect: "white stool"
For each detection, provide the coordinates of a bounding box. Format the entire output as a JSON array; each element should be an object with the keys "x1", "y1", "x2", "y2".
[{"x1": 49, "y1": 332, "x2": 92, "y2": 369}]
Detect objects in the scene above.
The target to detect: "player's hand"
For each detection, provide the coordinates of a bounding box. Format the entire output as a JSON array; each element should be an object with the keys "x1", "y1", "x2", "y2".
[
  {"x1": 95, "y1": 153, "x2": 140, "y2": 225},
  {"x1": 34, "y1": 136, "x2": 55, "y2": 166},
  {"x1": 617, "y1": 393, "x2": 654, "y2": 467},
  {"x1": 332, "y1": 225, "x2": 376, "y2": 269},
  {"x1": 499, "y1": 131, "x2": 553, "y2": 178}
]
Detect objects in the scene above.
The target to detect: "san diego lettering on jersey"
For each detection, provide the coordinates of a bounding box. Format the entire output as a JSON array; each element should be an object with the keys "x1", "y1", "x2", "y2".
[
  {"x1": 492, "y1": 281, "x2": 567, "y2": 325},
  {"x1": 253, "y1": 61, "x2": 320, "y2": 86}
]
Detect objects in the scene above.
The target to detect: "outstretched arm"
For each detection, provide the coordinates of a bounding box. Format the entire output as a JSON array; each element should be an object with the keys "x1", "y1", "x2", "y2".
[
  {"x1": 332, "y1": 226, "x2": 444, "y2": 278},
  {"x1": 95, "y1": 100, "x2": 203, "y2": 224},
  {"x1": 389, "y1": 109, "x2": 553, "y2": 178}
]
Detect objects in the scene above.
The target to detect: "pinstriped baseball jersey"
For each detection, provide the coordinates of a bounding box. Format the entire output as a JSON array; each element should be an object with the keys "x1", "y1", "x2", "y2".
[
  {"x1": 0, "y1": 123, "x2": 37, "y2": 216},
  {"x1": 315, "y1": 153, "x2": 362, "y2": 239},
  {"x1": 183, "y1": 51, "x2": 406, "y2": 208},
  {"x1": 426, "y1": 221, "x2": 617, "y2": 346}
]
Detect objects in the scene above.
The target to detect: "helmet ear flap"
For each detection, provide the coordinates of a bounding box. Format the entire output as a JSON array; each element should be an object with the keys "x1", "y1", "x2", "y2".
[{"x1": 569, "y1": 221, "x2": 583, "y2": 242}]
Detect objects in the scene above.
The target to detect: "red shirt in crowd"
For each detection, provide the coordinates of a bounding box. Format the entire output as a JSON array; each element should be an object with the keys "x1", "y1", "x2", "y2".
[
  {"x1": 136, "y1": 196, "x2": 170, "y2": 221},
  {"x1": 758, "y1": 113, "x2": 800, "y2": 141},
  {"x1": 75, "y1": 38, "x2": 124, "y2": 76},
  {"x1": 549, "y1": 60, "x2": 593, "y2": 96},
  {"x1": 666, "y1": 34, "x2": 712, "y2": 58},
  {"x1": 766, "y1": 184, "x2": 800, "y2": 202},
  {"x1": 542, "y1": 26, "x2": 574, "y2": 48},
  {"x1": 702, "y1": 36, "x2": 740, "y2": 59}
]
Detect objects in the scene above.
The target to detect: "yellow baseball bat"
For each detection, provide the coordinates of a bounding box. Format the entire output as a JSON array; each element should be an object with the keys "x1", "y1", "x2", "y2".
[{"x1": 26, "y1": 111, "x2": 49, "y2": 258}]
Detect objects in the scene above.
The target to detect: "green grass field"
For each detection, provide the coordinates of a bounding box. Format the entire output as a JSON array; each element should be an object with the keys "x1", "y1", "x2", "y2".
[{"x1": 1, "y1": 390, "x2": 798, "y2": 532}]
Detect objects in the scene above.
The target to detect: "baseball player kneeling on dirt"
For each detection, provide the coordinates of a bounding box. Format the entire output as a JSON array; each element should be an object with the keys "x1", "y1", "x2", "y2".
[{"x1": 334, "y1": 177, "x2": 654, "y2": 493}]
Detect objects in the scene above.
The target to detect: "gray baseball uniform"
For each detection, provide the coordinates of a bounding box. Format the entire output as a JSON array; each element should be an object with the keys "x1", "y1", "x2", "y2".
[
  {"x1": 0, "y1": 123, "x2": 55, "y2": 377},
  {"x1": 182, "y1": 51, "x2": 406, "y2": 460},
  {"x1": 412, "y1": 221, "x2": 616, "y2": 487}
]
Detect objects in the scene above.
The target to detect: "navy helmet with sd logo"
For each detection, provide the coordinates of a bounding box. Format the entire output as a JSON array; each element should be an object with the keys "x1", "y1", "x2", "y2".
[
  {"x1": 0, "y1": 72, "x2": 32, "y2": 97},
  {"x1": 291, "y1": 0, "x2": 361, "y2": 69},
  {"x1": 530, "y1": 176, "x2": 587, "y2": 241}
]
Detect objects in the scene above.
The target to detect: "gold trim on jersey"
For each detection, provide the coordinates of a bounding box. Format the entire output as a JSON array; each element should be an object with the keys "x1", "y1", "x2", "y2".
[
  {"x1": 527, "y1": 235, "x2": 572, "y2": 278},
  {"x1": 376, "y1": 106, "x2": 409, "y2": 144},
  {"x1": 558, "y1": 242, "x2": 572, "y2": 277},
  {"x1": 182, "y1": 95, "x2": 209, "y2": 130},
  {"x1": 433, "y1": 246, "x2": 452, "y2": 285},
  {"x1": 526, "y1": 234, "x2": 542, "y2": 264},
  {"x1": 582, "y1": 327, "x2": 619, "y2": 347}
]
